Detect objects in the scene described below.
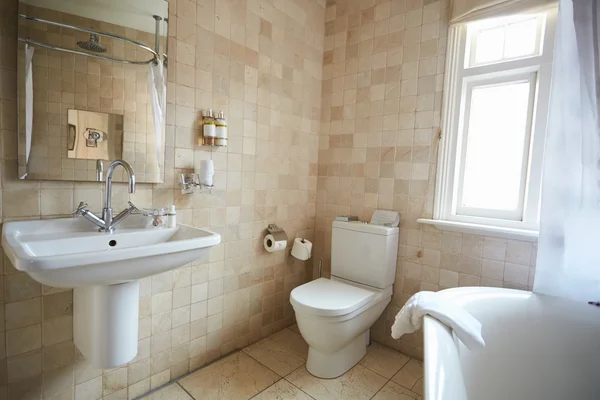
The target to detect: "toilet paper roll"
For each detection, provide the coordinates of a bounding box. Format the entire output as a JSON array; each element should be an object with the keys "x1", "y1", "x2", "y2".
[
  {"x1": 264, "y1": 233, "x2": 287, "y2": 253},
  {"x1": 291, "y1": 238, "x2": 312, "y2": 260}
]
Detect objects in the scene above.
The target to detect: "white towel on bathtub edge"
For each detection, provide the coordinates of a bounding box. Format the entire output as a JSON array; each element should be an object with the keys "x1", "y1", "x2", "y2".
[{"x1": 391, "y1": 291, "x2": 485, "y2": 351}]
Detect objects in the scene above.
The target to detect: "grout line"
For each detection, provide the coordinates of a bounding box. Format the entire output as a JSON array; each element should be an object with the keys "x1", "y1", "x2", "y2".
[
  {"x1": 174, "y1": 348, "x2": 240, "y2": 386},
  {"x1": 242, "y1": 351, "x2": 294, "y2": 378},
  {"x1": 176, "y1": 382, "x2": 196, "y2": 400},
  {"x1": 242, "y1": 329, "x2": 309, "y2": 379},
  {"x1": 248, "y1": 378, "x2": 283, "y2": 400},
  {"x1": 284, "y1": 377, "x2": 318, "y2": 400},
  {"x1": 247, "y1": 377, "x2": 284, "y2": 399},
  {"x1": 173, "y1": 325, "x2": 304, "y2": 397},
  {"x1": 369, "y1": 377, "x2": 392, "y2": 400}
]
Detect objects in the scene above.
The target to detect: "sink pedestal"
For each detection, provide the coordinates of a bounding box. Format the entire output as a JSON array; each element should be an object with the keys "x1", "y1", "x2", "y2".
[
  {"x1": 2, "y1": 215, "x2": 221, "y2": 368},
  {"x1": 74, "y1": 281, "x2": 139, "y2": 368}
]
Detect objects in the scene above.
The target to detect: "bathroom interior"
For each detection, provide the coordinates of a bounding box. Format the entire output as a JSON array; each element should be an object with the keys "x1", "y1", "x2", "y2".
[{"x1": 0, "y1": 0, "x2": 599, "y2": 398}]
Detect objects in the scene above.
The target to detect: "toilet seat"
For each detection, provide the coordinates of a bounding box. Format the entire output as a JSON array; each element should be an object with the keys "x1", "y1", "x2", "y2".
[{"x1": 290, "y1": 277, "x2": 386, "y2": 317}]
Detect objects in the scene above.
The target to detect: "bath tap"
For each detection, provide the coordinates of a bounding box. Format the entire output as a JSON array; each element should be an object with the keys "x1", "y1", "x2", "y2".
[{"x1": 73, "y1": 160, "x2": 138, "y2": 233}]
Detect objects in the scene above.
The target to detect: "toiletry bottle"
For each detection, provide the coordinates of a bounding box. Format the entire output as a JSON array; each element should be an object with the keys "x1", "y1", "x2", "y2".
[
  {"x1": 202, "y1": 109, "x2": 216, "y2": 145},
  {"x1": 215, "y1": 110, "x2": 228, "y2": 147},
  {"x1": 167, "y1": 205, "x2": 177, "y2": 228}
]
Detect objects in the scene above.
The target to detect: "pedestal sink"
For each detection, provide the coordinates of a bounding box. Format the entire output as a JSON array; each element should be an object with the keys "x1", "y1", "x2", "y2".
[{"x1": 1, "y1": 215, "x2": 220, "y2": 368}]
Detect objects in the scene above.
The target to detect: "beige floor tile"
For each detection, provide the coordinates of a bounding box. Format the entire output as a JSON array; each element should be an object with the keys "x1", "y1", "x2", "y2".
[
  {"x1": 143, "y1": 383, "x2": 192, "y2": 399},
  {"x1": 252, "y1": 380, "x2": 314, "y2": 400},
  {"x1": 179, "y1": 352, "x2": 279, "y2": 400},
  {"x1": 286, "y1": 364, "x2": 387, "y2": 400},
  {"x1": 412, "y1": 377, "x2": 424, "y2": 396},
  {"x1": 391, "y1": 359, "x2": 424, "y2": 391},
  {"x1": 372, "y1": 381, "x2": 423, "y2": 400},
  {"x1": 359, "y1": 342, "x2": 411, "y2": 379},
  {"x1": 243, "y1": 328, "x2": 308, "y2": 376}
]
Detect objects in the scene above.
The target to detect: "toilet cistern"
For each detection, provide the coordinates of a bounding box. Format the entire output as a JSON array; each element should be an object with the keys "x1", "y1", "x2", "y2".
[{"x1": 73, "y1": 159, "x2": 138, "y2": 233}]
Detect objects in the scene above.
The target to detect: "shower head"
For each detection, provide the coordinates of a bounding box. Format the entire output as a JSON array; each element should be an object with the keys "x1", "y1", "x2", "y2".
[{"x1": 77, "y1": 34, "x2": 106, "y2": 53}]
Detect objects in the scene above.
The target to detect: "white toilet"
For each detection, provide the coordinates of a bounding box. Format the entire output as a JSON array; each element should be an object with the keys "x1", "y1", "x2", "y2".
[{"x1": 290, "y1": 220, "x2": 399, "y2": 378}]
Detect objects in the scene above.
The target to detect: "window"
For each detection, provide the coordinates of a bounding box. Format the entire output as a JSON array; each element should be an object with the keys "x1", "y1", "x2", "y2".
[{"x1": 427, "y1": 9, "x2": 556, "y2": 239}]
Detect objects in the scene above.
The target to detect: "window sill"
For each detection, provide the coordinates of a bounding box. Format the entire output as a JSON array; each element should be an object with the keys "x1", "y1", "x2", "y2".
[{"x1": 417, "y1": 219, "x2": 539, "y2": 242}]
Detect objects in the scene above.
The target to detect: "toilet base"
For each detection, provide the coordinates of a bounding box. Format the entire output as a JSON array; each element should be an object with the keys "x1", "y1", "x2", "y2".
[{"x1": 306, "y1": 331, "x2": 368, "y2": 379}]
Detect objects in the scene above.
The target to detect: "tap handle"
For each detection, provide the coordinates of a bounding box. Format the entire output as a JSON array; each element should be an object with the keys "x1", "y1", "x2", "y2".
[
  {"x1": 127, "y1": 201, "x2": 139, "y2": 213},
  {"x1": 72, "y1": 201, "x2": 88, "y2": 216}
]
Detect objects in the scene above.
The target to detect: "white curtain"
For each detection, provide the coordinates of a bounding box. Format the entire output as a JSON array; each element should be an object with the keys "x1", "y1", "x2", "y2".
[
  {"x1": 534, "y1": 0, "x2": 600, "y2": 301},
  {"x1": 24, "y1": 43, "x2": 34, "y2": 168},
  {"x1": 148, "y1": 61, "x2": 165, "y2": 166}
]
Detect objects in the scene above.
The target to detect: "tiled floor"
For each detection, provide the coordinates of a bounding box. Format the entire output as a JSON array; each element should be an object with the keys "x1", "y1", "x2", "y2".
[{"x1": 141, "y1": 325, "x2": 424, "y2": 400}]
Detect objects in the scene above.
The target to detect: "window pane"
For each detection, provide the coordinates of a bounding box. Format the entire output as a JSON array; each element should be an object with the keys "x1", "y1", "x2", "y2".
[
  {"x1": 461, "y1": 80, "x2": 532, "y2": 211},
  {"x1": 504, "y1": 18, "x2": 538, "y2": 58},
  {"x1": 475, "y1": 26, "x2": 505, "y2": 64}
]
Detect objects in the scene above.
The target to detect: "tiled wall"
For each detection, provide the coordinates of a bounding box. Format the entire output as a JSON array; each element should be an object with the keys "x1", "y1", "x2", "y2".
[
  {"x1": 18, "y1": 4, "x2": 161, "y2": 182},
  {"x1": 0, "y1": 0, "x2": 543, "y2": 395},
  {"x1": 0, "y1": 0, "x2": 324, "y2": 398},
  {"x1": 314, "y1": 0, "x2": 537, "y2": 358}
]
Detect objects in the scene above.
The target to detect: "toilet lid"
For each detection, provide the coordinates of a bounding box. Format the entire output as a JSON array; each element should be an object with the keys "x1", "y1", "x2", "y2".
[{"x1": 290, "y1": 278, "x2": 377, "y2": 317}]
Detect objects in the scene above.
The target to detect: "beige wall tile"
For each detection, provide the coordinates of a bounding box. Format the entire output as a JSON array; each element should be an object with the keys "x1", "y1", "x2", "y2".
[
  {"x1": 1, "y1": 0, "x2": 542, "y2": 395},
  {"x1": 316, "y1": 0, "x2": 538, "y2": 358},
  {"x1": 6, "y1": 297, "x2": 42, "y2": 330},
  {"x1": 0, "y1": 0, "x2": 309, "y2": 388},
  {"x1": 6, "y1": 324, "x2": 42, "y2": 357},
  {"x1": 75, "y1": 376, "x2": 102, "y2": 400}
]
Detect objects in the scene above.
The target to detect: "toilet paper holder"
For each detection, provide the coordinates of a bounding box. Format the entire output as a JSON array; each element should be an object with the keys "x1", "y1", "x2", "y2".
[
  {"x1": 180, "y1": 173, "x2": 214, "y2": 194},
  {"x1": 266, "y1": 224, "x2": 287, "y2": 239}
]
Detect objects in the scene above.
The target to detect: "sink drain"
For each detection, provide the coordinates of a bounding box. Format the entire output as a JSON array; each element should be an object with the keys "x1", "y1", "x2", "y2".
[{"x1": 109, "y1": 240, "x2": 117, "y2": 247}]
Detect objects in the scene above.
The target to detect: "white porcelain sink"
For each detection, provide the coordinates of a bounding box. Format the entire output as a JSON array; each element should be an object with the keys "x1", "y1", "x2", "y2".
[
  {"x1": 1, "y1": 214, "x2": 221, "y2": 369},
  {"x1": 2, "y1": 215, "x2": 220, "y2": 287}
]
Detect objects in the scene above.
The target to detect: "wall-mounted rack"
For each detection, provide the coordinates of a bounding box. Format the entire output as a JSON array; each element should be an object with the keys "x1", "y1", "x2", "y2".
[{"x1": 180, "y1": 173, "x2": 213, "y2": 194}]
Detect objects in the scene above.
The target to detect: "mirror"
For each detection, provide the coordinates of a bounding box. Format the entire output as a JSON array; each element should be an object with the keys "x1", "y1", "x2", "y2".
[{"x1": 17, "y1": 0, "x2": 169, "y2": 183}]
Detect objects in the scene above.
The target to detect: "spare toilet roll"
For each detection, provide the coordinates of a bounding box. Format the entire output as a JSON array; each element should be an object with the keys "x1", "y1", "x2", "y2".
[
  {"x1": 291, "y1": 238, "x2": 312, "y2": 260},
  {"x1": 264, "y1": 233, "x2": 287, "y2": 253}
]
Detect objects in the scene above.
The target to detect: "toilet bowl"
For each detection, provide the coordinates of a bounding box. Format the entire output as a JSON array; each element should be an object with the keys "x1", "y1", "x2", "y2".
[
  {"x1": 291, "y1": 219, "x2": 399, "y2": 378},
  {"x1": 290, "y1": 277, "x2": 392, "y2": 378}
]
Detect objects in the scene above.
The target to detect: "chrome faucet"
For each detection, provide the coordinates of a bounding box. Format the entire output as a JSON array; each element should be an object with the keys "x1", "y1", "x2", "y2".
[{"x1": 73, "y1": 160, "x2": 138, "y2": 233}]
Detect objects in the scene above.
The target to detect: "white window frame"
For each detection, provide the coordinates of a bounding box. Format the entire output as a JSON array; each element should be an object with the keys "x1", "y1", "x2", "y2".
[{"x1": 422, "y1": 8, "x2": 557, "y2": 241}]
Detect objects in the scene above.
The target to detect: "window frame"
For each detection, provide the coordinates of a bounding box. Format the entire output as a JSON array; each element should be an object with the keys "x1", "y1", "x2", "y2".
[{"x1": 432, "y1": 8, "x2": 557, "y2": 235}]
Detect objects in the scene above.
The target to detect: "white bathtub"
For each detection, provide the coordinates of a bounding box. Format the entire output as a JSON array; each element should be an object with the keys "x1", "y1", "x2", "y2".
[{"x1": 423, "y1": 287, "x2": 600, "y2": 400}]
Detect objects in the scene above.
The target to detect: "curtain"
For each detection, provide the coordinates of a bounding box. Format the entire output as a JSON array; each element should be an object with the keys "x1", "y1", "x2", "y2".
[
  {"x1": 148, "y1": 61, "x2": 165, "y2": 166},
  {"x1": 451, "y1": 0, "x2": 557, "y2": 23},
  {"x1": 534, "y1": 0, "x2": 600, "y2": 302},
  {"x1": 24, "y1": 43, "x2": 34, "y2": 171}
]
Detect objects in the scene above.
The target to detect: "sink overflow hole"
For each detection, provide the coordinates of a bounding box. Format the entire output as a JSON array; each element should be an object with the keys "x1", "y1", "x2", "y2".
[{"x1": 109, "y1": 240, "x2": 117, "y2": 247}]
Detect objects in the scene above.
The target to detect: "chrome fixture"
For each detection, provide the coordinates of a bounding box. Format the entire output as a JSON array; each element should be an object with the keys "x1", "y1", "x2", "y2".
[
  {"x1": 73, "y1": 160, "x2": 138, "y2": 233},
  {"x1": 96, "y1": 160, "x2": 104, "y2": 182},
  {"x1": 77, "y1": 33, "x2": 107, "y2": 53},
  {"x1": 180, "y1": 173, "x2": 213, "y2": 194},
  {"x1": 138, "y1": 207, "x2": 167, "y2": 226},
  {"x1": 153, "y1": 15, "x2": 162, "y2": 56},
  {"x1": 18, "y1": 14, "x2": 160, "y2": 65}
]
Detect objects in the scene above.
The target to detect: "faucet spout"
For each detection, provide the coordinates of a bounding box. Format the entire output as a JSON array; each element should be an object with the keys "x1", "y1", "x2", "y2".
[{"x1": 102, "y1": 160, "x2": 136, "y2": 232}]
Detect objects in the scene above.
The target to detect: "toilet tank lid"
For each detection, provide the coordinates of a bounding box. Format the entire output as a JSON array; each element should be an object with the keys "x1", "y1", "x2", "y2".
[
  {"x1": 290, "y1": 278, "x2": 377, "y2": 317},
  {"x1": 332, "y1": 221, "x2": 399, "y2": 235}
]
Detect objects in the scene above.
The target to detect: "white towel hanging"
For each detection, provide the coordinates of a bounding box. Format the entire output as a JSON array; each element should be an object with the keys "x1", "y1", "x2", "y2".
[
  {"x1": 148, "y1": 61, "x2": 165, "y2": 165},
  {"x1": 391, "y1": 291, "x2": 485, "y2": 351},
  {"x1": 23, "y1": 43, "x2": 35, "y2": 177}
]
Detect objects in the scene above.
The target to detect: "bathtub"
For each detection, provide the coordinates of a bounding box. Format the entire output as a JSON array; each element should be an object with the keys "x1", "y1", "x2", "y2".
[{"x1": 423, "y1": 287, "x2": 600, "y2": 400}]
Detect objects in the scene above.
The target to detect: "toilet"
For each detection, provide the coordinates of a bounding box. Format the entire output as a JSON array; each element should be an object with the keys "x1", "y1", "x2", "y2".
[{"x1": 290, "y1": 220, "x2": 399, "y2": 378}]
